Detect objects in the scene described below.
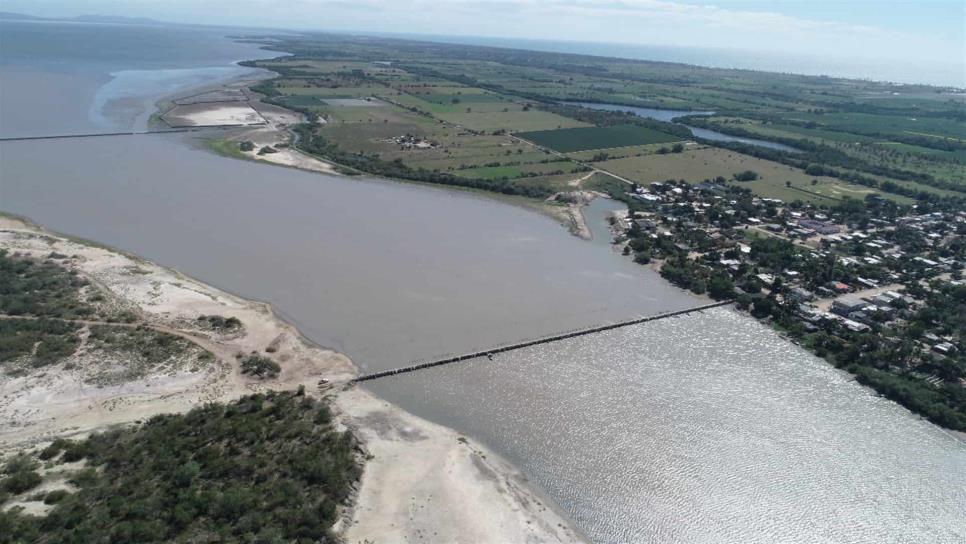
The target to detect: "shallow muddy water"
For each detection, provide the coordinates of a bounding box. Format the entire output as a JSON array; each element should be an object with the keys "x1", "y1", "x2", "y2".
[{"x1": 0, "y1": 134, "x2": 698, "y2": 370}]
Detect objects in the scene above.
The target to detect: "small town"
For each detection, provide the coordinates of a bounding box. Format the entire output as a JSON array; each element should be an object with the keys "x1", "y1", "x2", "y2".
[{"x1": 606, "y1": 177, "x2": 966, "y2": 430}]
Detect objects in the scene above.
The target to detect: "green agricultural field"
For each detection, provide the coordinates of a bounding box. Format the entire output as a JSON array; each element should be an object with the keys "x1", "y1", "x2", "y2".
[
  {"x1": 420, "y1": 92, "x2": 508, "y2": 104},
  {"x1": 565, "y1": 143, "x2": 673, "y2": 162},
  {"x1": 784, "y1": 112, "x2": 966, "y2": 141},
  {"x1": 437, "y1": 109, "x2": 586, "y2": 132},
  {"x1": 457, "y1": 165, "x2": 523, "y2": 179},
  {"x1": 517, "y1": 124, "x2": 680, "y2": 153},
  {"x1": 702, "y1": 118, "x2": 966, "y2": 187},
  {"x1": 595, "y1": 146, "x2": 909, "y2": 204},
  {"x1": 276, "y1": 86, "x2": 381, "y2": 97},
  {"x1": 277, "y1": 95, "x2": 331, "y2": 108},
  {"x1": 399, "y1": 85, "x2": 491, "y2": 96},
  {"x1": 249, "y1": 35, "x2": 964, "y2": 206},
  {"x1": 397, "y1": 92, "x2": 522, "y2": 115}
]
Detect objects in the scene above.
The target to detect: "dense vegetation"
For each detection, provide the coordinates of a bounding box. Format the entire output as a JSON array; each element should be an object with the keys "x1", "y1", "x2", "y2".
[
  {"x1": 0, "y1": 391, "x2": 361, "y2": 543},
  {"x1": 0, "y1": 251, "x2": 89, "y2": 368},
  {"x1": 0, "y1": 318, "x2": 79, "y2": 368},
  {"x1": 0, "y1": 250, "x2": 90, "y2": 320},
  {"x1": 0, "y1": 456, "x2": 42, "y2": 499},
  {"x1": 0, "y1": 250, "x2": 204, "y2": 374}
]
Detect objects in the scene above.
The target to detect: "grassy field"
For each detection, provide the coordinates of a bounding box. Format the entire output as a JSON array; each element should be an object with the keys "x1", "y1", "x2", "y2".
[
  {"x1": 458, "y1": 165, "x2": 523, "y2": 179},
  {"x1": 517, "y1": 125, "x2": 681, "y2": 153},
  {"x1": 565, "y1": 142, "x2": 680, "y2": 162},
  {"x1": 784, "y1": 112, "x2": 966, "y2": 141},
  {"x1": 251, "y1": 57, "x2": 593, "y2": 196},
  {"x1": 247, "y1": 40, "x2": 963, "y2": 206},
  {"x1": 708, "y1": 119, "x2": 966, "y2": 188},
  {"x1": 595, "y1": 146, "x2": 908, "y2": 204},
  {"x1": 438, "y1": 109, "x2": 586, "y2": 132}
]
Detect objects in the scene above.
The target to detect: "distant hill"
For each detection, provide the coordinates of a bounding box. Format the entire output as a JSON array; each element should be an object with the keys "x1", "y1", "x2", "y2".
[{"x1": 0, "y1": 12, "x2": 165, "y2": 25}]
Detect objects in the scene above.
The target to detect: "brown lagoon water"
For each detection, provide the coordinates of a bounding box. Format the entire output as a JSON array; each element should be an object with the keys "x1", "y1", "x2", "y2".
[
  {"x1": 0, "y1": 134, "x2": 698, "y2": 368},
  {"x1": 2, "y1": 20, "x2": 965, "y2": 544}
]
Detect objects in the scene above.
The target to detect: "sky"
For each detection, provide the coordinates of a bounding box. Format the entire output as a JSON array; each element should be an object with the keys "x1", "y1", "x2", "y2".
[{"x1": 4, "y1": 0, "x2": 964, "y2": 67}]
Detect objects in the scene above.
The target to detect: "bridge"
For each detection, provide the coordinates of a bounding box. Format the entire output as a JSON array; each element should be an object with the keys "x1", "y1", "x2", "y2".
[
  {"x1": 0, "y1": 127, "x2": 240, "y2": 142},
  {"x1": 352, "y1": 300, "x2": 734, "y2": 382}
]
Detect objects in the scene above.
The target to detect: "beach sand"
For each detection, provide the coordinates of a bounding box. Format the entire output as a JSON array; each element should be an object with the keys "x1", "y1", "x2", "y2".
[{"x1": 161, "y1": 102, "x2": 266, "y2": 127}]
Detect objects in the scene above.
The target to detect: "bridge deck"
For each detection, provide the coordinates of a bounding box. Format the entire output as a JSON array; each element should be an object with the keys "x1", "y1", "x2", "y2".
[
  {"x1": 0, "y1": 127, "x2": 238, "y2": 142},
  {"x1": 353, "y1": 300, "x2": 733, "y2": 382}
]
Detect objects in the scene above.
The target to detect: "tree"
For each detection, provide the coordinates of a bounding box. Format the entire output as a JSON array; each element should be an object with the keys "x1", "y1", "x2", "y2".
[
  {"x1": 708, "y1": 273, "x2": 735, "y2": 300},
  {"x1": 733, "y1": 170, "x2": 759, "y2": 182},
  {"x1": 691, "y1": 279, "x2": 707, "y2": 295}
]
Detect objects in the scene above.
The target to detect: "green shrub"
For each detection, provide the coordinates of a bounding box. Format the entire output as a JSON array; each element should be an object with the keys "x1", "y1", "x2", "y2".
[
  {"x1": 39, "y1": 439, "x2": 69, "y2": 461},
  {"x1": 1, "y1": 470, "x2": 42, "y2": 494},
  {"x1": 43, "y1": 489, "x2": 68, "y2": 504},
  {"x1": 60, "y1": 441, "x2": 91, "y2": 463},
  {"x1": 2, "y1": 455, "x2": 38, "y2": 475},
  {"x1": 197, "y1": 314, "x2": 243, "y2": 331},
  {"x1": 240, "y1": 354, "x2": 281, "y2": 379}
]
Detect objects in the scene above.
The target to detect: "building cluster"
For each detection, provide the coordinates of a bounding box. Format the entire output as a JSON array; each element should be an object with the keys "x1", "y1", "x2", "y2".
[
  {"x1": 617, "y1": 179, "x2": 966, "y2": 385},
  {"x1": 383, "y1": 133, "x2": 439, "y2": 149}
]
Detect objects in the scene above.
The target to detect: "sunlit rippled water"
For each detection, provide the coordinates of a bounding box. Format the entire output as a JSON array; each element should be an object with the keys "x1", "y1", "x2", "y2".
[{"x1": 369, "y1": 308, "x2": 966, "y2": 543}]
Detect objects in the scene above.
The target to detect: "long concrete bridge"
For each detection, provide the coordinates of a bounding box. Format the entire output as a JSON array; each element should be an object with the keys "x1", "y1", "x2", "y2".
[
  {"x1": 0, "y1": 126, "x2": 244, "y2": 142},
  {"x1": 352, "y1": 300, "x2": 734, "y2": 382}
]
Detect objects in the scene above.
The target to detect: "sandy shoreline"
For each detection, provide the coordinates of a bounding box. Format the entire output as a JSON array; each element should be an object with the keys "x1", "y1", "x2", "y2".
[{"x1": 0, "y1": 215, "x2": 585, "y2": 543}]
